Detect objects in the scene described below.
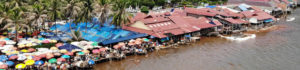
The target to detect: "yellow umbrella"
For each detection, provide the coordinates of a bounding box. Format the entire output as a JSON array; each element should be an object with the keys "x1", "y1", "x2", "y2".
[
  {"x1": 26, "y1": 56, "x2": 33, "y2": 60},
  {"x1": 12, "y1": 51, "x2": 20, "y2": 54},
  {"x1": 25, "y1": 60, "x2": 35, "y2": 65},
  {"x1": 25, "y1": 43, "x2": 33, "y2": 47},
  {"x1": 60, "y1": 49, "x2": 68, "y2": 53},
  {"x1": 18, "y1": 44, "x2": 25, "y2": 48},
  {"x1": 21, "y1": 49, "x2": 28, "y2": 53},
  {"x1": 15, "y1": 63, "x2": 26, "y2": 69},
  {"x1": 51, "y1": 40, "x2": 57, "y2": 43},
  {"x1": 50, "y1": 47, "x2": 58, "y2": 50},
  {"x1": 83, "y1": 50, "x2": 90, "y2": 54}
]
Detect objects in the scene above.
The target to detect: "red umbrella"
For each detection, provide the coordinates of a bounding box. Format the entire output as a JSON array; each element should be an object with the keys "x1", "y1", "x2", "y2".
[
  {"x1": 33, "y1": 56, "x2": 42, "y2": 61},
  {"x1": 64, "y1": 52, "x2": 74, "y2": 56},
  {"x1": 55, "y1": 43, "x2": 63, "y2": 47},
  {"x1": 92, "y1": 49, "x2": 100, "y2": 54},
  {"x1": 118, "y1": 42, "x2": 125, "y2": 46},
  {"x1": 0, "y1": 64, "x2": 8, "y2": 69},
  {"x1": 128, "y1": 42, "x2": 135, "y2": 46},
  {"x1": 9, "y1": 55, "x2": 18, "y2": 60},
  {"x1": 136, "y1": 38, "x2": 142, "y2": 41},
  {"x1": 113, "y1": 45, "x2": 120, "y2": 49},
  {"x1": 46, "y1": 53, "x2": 54, "y2": 59},
  {"x1": 28, "y1": 48, "x2": 36, "y2": 52},
  {"x1": 39, "y1": 54, "x2": 47, "y2": 58},
  {"x1": 135, "y1": 41, "x2": 142, "y2": 45},
  {"x1": 0, "y1": 41, "x2": 6, "y2": 47},
  {"x1": 57, "y1": 58, "x2": 66, "y2": 62},
  {"x1": 54, "y1": 53, "x2": 61, "y2": 56},
  {"x1": 99, "y1": 48, "x2": 107, "y2": 52}
]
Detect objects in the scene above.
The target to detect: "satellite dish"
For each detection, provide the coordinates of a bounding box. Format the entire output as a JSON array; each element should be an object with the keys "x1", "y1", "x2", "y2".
[{"x1": 249, "y1": 18, "x2": 258, "y2": 23}]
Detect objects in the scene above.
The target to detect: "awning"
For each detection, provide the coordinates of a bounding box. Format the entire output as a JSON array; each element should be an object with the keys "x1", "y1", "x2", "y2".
[
  {"x1": 101, "y1": 33, "x2": 148, "y2": 45},
  {"x1": 264, "y1": 19, "x2": 273, "y2": 23}
]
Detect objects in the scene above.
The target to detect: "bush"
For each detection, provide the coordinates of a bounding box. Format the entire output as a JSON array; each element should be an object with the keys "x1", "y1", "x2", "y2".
[
  {"x1": 32, "y1": 43, "x2": 56, "y2": 49},
  {"x1": 141, "y1": 6, "x2": 150, "y2": 14}
]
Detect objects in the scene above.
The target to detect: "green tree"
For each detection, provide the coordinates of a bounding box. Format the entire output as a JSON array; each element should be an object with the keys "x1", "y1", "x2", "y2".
[
  {"x1": 141, "y1": 6, "x2": 150, "y2": 14},
  {"x1": 111, "y1": 0, "x2": 133, "y2": 26}
]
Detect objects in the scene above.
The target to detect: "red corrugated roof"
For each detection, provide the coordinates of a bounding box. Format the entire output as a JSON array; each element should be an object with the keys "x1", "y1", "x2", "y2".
[
  {"x1": 251, "y1": 6, "x2": 263, "y2": 11},
  {"x1": 169, "y1": 16, "x2": 199, "y2": 32},
  {"x1": 224, "y1": 18, "x2": 249, "y2": 24},
  {"x1": 141, "y1": 17, "x2": 170, "y2": 24},
  {"x1": 223, "y1": 9, "x2": 244, "y2": 18},
  {"x1": 240, "y1": 11, "x2": 255, "y2": 18},
  {"x1": 185, "y1": 8, "x2": 216, "y2": 17},
  {"x1": 252, "y1": 12, "x2": 276, "y2": 20},
  {"x1": 246, "y1": 0, "x2": 270, "y2": 2},
  {"x1": 213, "y1": 20, "x2": 223, "y2": 26}
]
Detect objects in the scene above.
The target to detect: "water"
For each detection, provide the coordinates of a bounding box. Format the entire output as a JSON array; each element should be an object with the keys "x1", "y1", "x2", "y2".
[{"x1": 94, "y1": 9, "x2": 300, "y2": 70}]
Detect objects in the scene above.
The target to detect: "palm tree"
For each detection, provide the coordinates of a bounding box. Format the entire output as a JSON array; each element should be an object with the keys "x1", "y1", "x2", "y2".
[
  {"x1": 92, "y1": 0, "x2": 112, "y2": 26},
  {"x1": 111, "y1": 0, "x2": 133, "y2": 26},
  {"x1": 2, "y1": 0, "x2": 31, "y2": 41},
  {"x1": 27, "y1": 0, "x2": 48, "y2": 33},
  {"x1": 46, "y1": 0, "x2": 65, "y2": 34},
  {"x1": 62, "y1": 0, "x2": 85, "y2": 41}
]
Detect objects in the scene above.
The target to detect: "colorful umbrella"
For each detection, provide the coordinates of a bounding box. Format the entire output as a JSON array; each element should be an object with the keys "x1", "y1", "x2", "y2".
[
  {"x1": 113, "y1": 45, "x2": 120, "y2": 49},
  {"x1": 118, "y1": 42, "x2": 125, "y2": 46},
  {"x1": 33, "y1": 56, "x2": 42, "y2": 61},
  {"x1": 88, "y1": 60, "x2": 95, "y2": 65},
  {"x1": 8, "y1": 55, "x2": 18, "y2": 60},
  {"x1": 54, "y1": 53, "x2": 62, "y2": 56},
  {"x1": 42, "y1": 40, "x2": 50, "y2": 43},
  {"x1": 20, "y1": 49, "x2": 28, "y2": 53},
  {"x1": 26, "y1": 56, "x2": 33, "y2": 60},
  {"x1": 5, "y1": 61, "x2": 14, "y2": 66},
  {"x1": 0, "y1": 64, "x2": 8, "y2": 69},
  {"x1": 46, "y1": 53, "x2": 54, "y2": 59},
  {"x1": 143, "y1": 38, "x2": 150, "y2": 42},
  {"x1": 135, "y1": 41, "x2": 142, "y2": 44},
  {"x1": 38, "y1": 54, "x2": 47, "y2": 58},
  {"x1": 77, "y1": 52, "x2": 84, "y2": 55},
  {"x1": 99, "y1": 48, "x2": 107, "y2": 52},
  {"x1": 92, "y1": 42, "x2": 98, "y2": 46},
  {"x1": 61, "y1": 55, "x2": 70, "y2": 59},
  {"x1": 50, "y1": 47, "x2": 58, "y2": 50},
  {"x1": 15, "y1": 63, "x2": 26, "y2": 69},
  {"x1": 64, "y1": 52, "x2": 74, "y2": 56},
  {"x1": 55, "y1": 43, "x2": 64, "y2": 47},
  {"x1": 24, "y1": 60, "x2": 35, "y2": 65},
  {"x1": 48, "y1": 58, "x2": 57, "y2": 64},
  {"x1": 92, "y1": 49, "x2": 100, "y2": 54},
  {"x1": 60, "y1": 49, "x2": 68, "y2": 53},
  {"x1": 57, "y1": 58, "x2": 66, "y2": 62},
  {"x1": 28, "y1": 48, "x2": 36, "y2": 52},
  {"x1": 128, "y1": 42, "x2": 135, "y2": 46},
  {"x1": 17, "y1": 55, "x2": 26, "y2": 61},
  {"x1": 83, "y1": 50, "x2": 90, "y2": 54},
  {"x1": 34, "y1": 60, "x2": 44, "y2": 65},
  {"x1": 0, "y1": 55, "x2": 8, "y2": 62}
]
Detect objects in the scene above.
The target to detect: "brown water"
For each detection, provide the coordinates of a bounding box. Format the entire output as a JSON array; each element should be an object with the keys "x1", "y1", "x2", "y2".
[{"x1": 94, "y1": 9, "x2": 300, "y2": 70}]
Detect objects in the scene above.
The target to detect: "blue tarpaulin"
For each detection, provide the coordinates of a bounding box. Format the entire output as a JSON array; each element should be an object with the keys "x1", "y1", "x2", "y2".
[
  {"x1": 50, "y1": 17, "x2": 148, "y2": 44},
  {"x1": 264, "y1": 18, "x2": 273, "y2": 23},
  {"x1": 58, "y1": 44, "x2": 82, "y2": 51},
  {"x1": 101, "y1": 33, "x2": 148, "y2": 45},
  {"x1": 206, "y1": 5, "x2": 216, "y2": 8},
  {"x1": 238, "y1": 5, "x2": 248, "y2": 11}
]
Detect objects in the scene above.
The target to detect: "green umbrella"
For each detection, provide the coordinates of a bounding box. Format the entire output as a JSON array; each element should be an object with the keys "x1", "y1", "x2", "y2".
[
  {"x1": 77, "y1": 52, "x2": 84, "y2": 55},
  {"x1": 92, "y1": 42, "x2": 98, "y2": 46},
  {"x1": 143, "y1": 38, "x2": 149, "y2": 42},
  {"x1": 61, "y1": 55, "x2": 70, "y2": 59},
  {"x1": 48, "y1": 58, "x2": 57, "y2": 64}
]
